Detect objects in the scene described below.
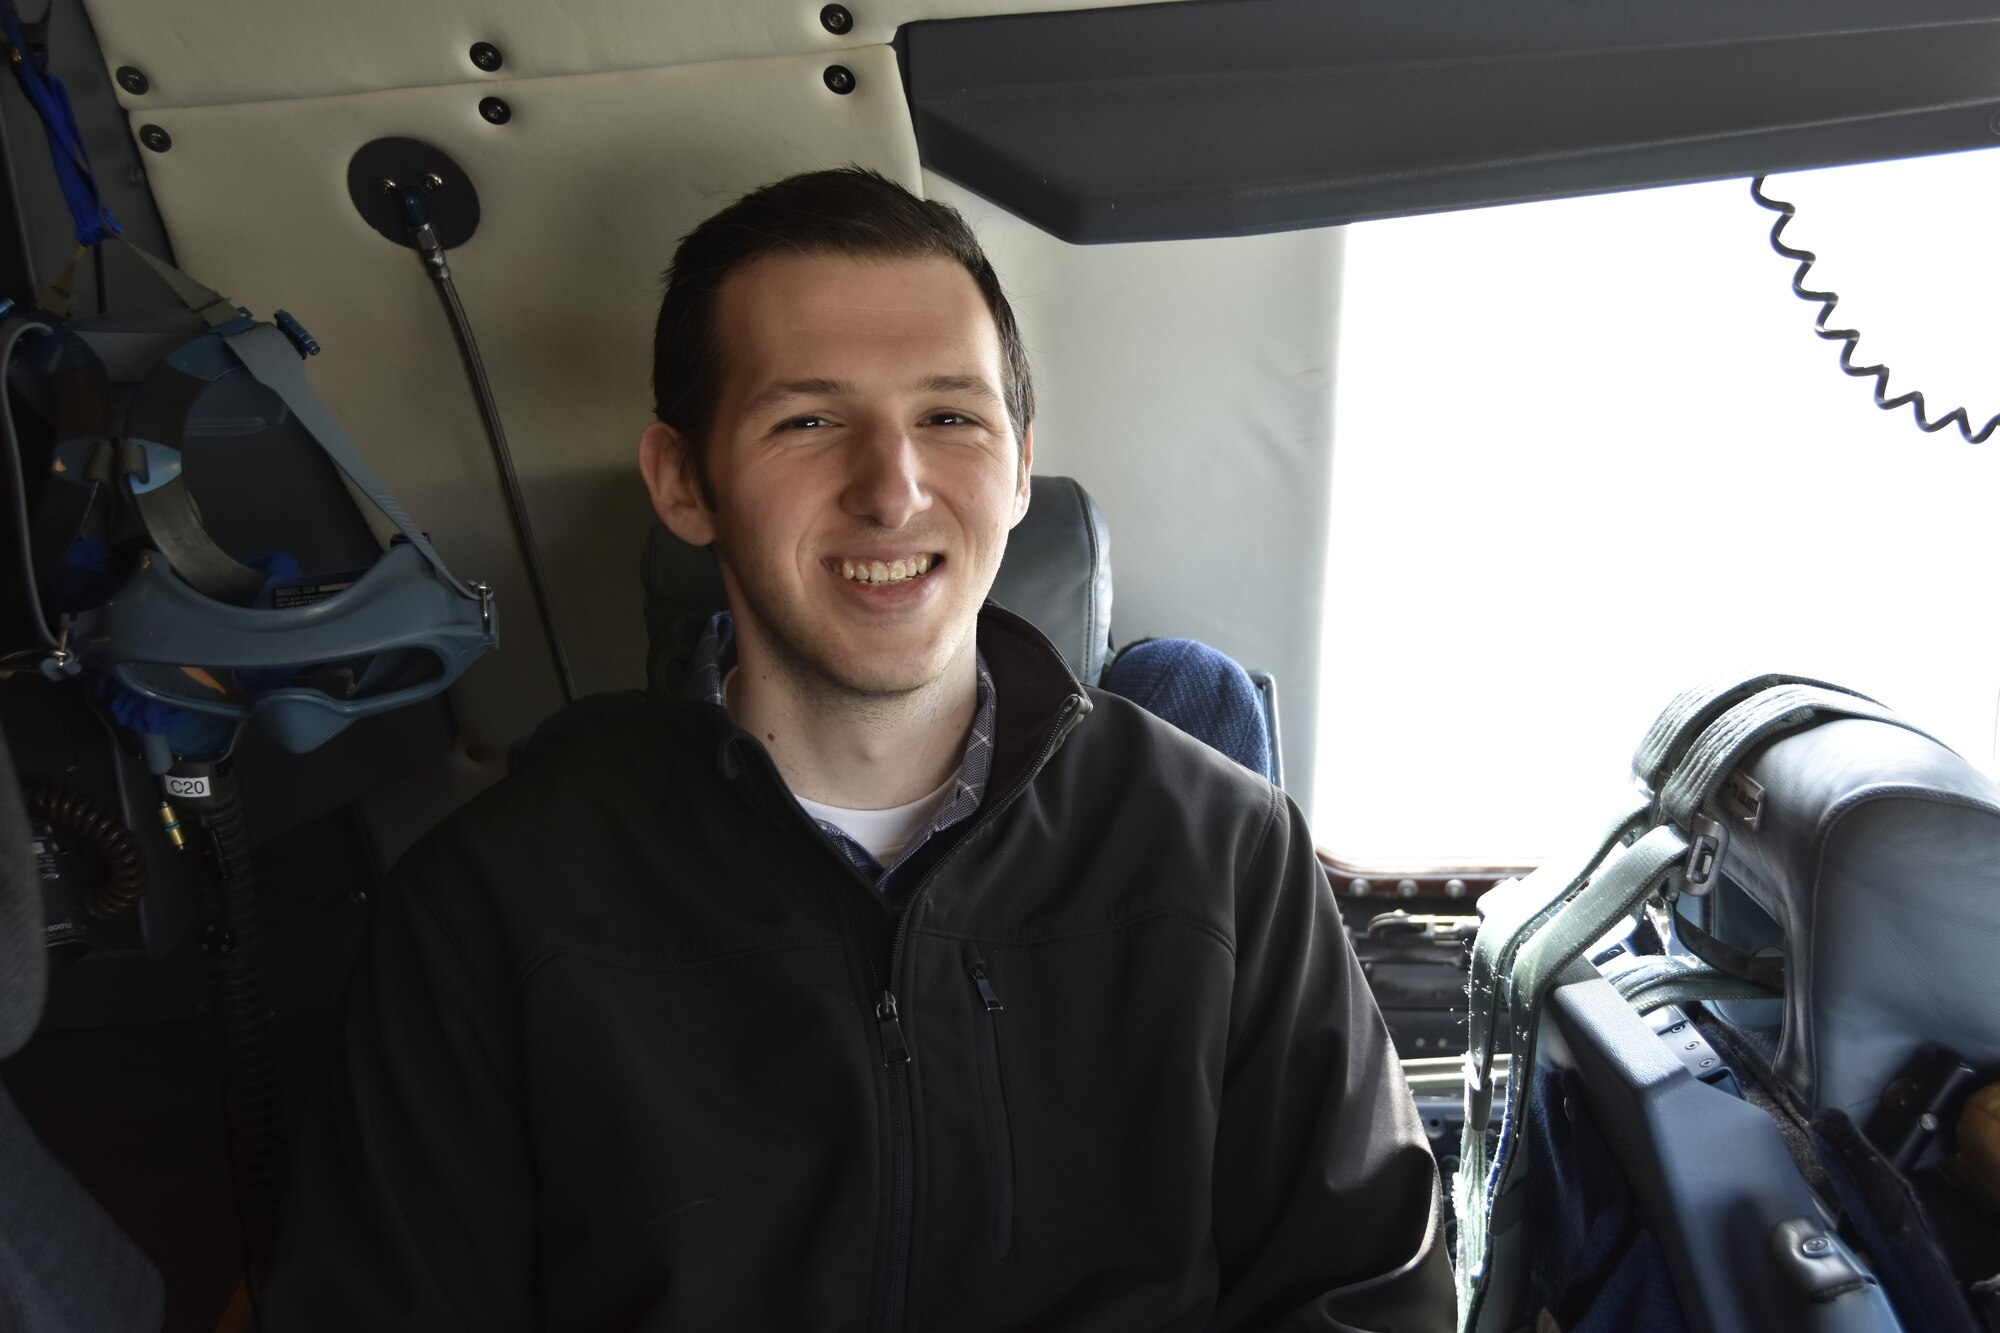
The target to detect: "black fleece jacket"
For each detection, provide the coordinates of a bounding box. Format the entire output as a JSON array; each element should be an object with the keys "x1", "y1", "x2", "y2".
[{"x1": 265, "y1": 605, "x2": 1455, "y2": 1332}]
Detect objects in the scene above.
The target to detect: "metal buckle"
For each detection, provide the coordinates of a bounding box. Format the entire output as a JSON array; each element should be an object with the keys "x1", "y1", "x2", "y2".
[
  {"x1": 1683, "y1": 813, "x2": 1728, "y2": 893},
  {"x1": 471, "y1": 580, "x2": 494, "y2": 635},
  {"x1": 1722, "y1": 770, "x2": 1765, "y2": 828}
]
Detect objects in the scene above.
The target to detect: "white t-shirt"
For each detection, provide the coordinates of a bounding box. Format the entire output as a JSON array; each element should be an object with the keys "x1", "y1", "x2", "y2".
[{"x1": 796, "y1": 770, "x2": 957, "y2": 867}]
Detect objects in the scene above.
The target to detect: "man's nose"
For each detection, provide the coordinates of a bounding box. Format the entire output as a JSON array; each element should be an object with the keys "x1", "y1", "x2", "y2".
[{"x1": 841, "y1": 421, "x2": 928, "y2": 530}]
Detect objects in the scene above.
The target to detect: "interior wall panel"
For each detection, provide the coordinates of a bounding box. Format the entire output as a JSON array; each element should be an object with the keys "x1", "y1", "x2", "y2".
[
  {"x1": 123, "y1": 49, "x2": 921, "y2": 856},
  {"x1": 925, "y1": 171, "x2": 1341, "y2": 810},
  {"x1": 84, "y1": 0, "x2": 1181, "y2": 111}
]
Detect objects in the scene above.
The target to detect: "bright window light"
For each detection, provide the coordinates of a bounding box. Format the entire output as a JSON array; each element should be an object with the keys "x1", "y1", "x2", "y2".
[{"x1": 1315, "y1": 150, "x2": 2000, "y2": 868}]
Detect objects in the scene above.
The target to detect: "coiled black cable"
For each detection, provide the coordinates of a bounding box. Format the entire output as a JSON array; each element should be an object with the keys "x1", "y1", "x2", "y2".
[
  {"x1": 186, "y1": 768, "x2": 287, "y2": 1310},
  {"x1": 23, "y1": 780, "x2": 145, "y2": 916},
  {"x1": 1751, "y1": 176, "x2": 2000, "y2": 444}
]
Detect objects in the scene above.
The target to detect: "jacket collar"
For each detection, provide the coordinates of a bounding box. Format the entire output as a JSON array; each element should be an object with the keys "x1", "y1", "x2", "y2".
[{"x1": 648, "y1": 601, "x2": 1091, "y2": 799}]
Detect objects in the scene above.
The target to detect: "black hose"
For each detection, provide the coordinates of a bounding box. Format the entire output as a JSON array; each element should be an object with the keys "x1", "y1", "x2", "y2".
[
  {"x1": 23, "y1": 780, "x2": 144, "y2": 916},
  {"x1": 406, "y1": 196, "x2": 579, "y2": 704},
  {"x1": 1750, "y1": 176, "x2": 2000, "y2": 444},
  {"x1": 185, "y1": 766, "x2": 287, "y2": 1314}
]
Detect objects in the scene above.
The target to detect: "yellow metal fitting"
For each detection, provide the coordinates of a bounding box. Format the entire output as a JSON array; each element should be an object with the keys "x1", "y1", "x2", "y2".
[{"x1": 158, "y1": 801, "x2": 186, "y2": 850}]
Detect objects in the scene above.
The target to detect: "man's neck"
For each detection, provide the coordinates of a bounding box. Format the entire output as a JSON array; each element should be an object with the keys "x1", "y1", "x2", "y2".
[{"x1": 727, "y1": 642, "x2": 979, "y2": 810}]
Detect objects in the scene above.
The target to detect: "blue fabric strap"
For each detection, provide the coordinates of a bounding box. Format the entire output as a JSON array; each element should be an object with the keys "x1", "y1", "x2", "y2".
[{"x1": 0, "y1": 2, "x2": 122, "y2": 247}]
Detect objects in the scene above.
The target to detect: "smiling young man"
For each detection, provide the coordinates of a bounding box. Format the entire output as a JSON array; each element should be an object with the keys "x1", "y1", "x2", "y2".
[{"x1": 266, "y1": 169, "x2": 1454, "y2": 1332}]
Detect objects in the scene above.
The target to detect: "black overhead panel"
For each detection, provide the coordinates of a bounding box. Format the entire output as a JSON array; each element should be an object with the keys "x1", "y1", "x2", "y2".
[{"x1": 901, "y1": 0, "x2": 2000, "y2": 243}]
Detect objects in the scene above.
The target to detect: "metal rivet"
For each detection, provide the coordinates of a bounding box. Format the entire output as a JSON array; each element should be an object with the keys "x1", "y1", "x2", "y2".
[
  {"x1": 139, "y1": 124, "x2": 171, "y2": 153},
  {"x1": 479, "y1": 96, "x2": 512, "y2": 125},
  {"x1": 1920, "y1": 1111, "x2": 1940, "y2": 1133},
  {"x1": 1444, "y1": 878, "x2": 1467, "y2": 898},
  {"x1": 820, "y1": 4, "x2": 853, "y2": 33},
  {"x1": 470, "y1": 41, "x2": 503, "y2": 72},
  {"x1": 1802, "y1": 1236, "x2": 1831, "y2": 1255},
  {"x1": 1396, "y1": 878, "x2": 1420, "y2": 898},
  {"x1": 823, "y1": 64, "x2": 856, "y2": 95},
  {"x1": 424, "y1": 172, "x2": 445, "y2": 192},
  {"x1": 1348, "y1": 877, "x2": 1371, "y2": 897},
  {"x1": 116, "y1": 65, "x2": 149, "y2": 95},
  {"x1": 376, "y1": 177, "x2": 400, "y2": 197},
  {"x1": 1685, "y1": 1041, "x2": 1699, "y2": 1050},
  {"x1": 1699, "y1": 1057, "x2": 1715, "y2": 1067}
]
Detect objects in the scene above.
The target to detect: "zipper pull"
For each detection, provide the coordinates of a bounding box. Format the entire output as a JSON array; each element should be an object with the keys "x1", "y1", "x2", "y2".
[
  {"x1": 877, "y1": 991, "x2": 911, "y2": 1065},
  {"x1": 972, "y1": 966, "x2": 1004, "y2": 1012}
]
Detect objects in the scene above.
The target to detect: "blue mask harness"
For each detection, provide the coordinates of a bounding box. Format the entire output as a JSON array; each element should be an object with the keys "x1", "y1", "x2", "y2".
[{"x1": 2, "y1": 239, "x2": 497, "y2": 762}]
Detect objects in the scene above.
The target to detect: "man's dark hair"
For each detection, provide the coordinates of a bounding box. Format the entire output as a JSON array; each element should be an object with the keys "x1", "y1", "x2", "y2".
[{"x1": 652, "y1": 167, "x2": 1034, "y2": 503}]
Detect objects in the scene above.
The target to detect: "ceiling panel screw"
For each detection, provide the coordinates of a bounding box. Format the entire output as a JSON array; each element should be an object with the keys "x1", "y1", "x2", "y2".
[
  {"x1": 115, "y1": 65, "x2": 149, "y2": 95},
  {"x1": 479, "y1": 96, "x2": 512, "y2": 125},
  {"x1": 138, "y1": 124, "x2": 171, "y2": 153},
  {"x1": 820, "y1": 4, "x2": 853, "y2": 34},
  {"x1": 424, "y1": 172, "x2": 445, "y2": 192},
  {"x1": 376, "y1": 177, "x2": 399, "y2": 196},
  {"x1": 470, "y1": 41, "x2": 503, "y2": 72},
  {"x1": 823, "y1": 64, "x2": 855, "y2": 95}
]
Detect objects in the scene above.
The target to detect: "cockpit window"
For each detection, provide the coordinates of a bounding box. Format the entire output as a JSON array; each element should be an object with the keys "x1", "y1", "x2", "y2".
[{"x1": 1314, "y1": 150, "x2": 2000, "y2": 867}]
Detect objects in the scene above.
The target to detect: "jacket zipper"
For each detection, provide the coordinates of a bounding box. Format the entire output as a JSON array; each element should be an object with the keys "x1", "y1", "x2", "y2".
[
  {"x1": 969, "y1": 963, "x2": 1015, "y2": 1259},
  {"x1": 875, "y1": 692, "x2": 1084, "y2": 1333}
]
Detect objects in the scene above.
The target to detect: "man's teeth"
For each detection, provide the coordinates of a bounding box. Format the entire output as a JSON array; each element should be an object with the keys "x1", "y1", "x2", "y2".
[{"x1": 839, "y1": 554, "x2": 934, "y2": 586}]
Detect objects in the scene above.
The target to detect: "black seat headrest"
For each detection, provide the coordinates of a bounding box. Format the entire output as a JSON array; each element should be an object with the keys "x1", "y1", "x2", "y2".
[{"x1": 643, "y1": 473, "x2": 1113, "y2": 686}]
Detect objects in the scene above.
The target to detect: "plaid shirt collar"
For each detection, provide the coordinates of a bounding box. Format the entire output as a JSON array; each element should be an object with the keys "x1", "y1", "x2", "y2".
[{"x1": 690, "y1": 610, "x2": 996, "y2": 891}]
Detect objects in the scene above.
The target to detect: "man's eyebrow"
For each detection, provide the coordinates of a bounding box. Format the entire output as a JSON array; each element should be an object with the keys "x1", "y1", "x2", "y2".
[
  {"x1": 916, "y1": 375, "x2": 1004, "y2": 407},
  {"x1": 744, "y1": 378, "x2": 852, "y2": 418}
]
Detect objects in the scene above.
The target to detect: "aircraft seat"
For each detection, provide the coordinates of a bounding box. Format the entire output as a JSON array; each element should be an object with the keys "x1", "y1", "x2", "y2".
[
  {"x1": 521, "y1": 473, "x2": 1286, "y2": 788},
  {"x1": 0, "y1": 729, "x2": 165, "y2": 1332},
  {"x1": 1100, "y1": 637, "x2": 1274, "y2": 781},
  {"x1": 1483, "y1": 697, "x2": 2000, "y2": 1332}
]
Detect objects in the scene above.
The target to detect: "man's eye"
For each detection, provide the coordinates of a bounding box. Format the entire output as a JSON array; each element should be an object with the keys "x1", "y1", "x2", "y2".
[
  {"x1": 779, "y1": 415, "x2": 831, "y2": 431},
  {"x1": 924, "y1": 412, "x2": 975, "y2": 427}
]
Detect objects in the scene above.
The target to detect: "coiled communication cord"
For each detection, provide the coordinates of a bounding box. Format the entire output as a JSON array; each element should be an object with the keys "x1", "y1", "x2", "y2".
[
  {"x1": 1751, "y1": 176, "x2": 2000, "y2": 444},
  {"x1": 24, "y1": 780, "x2": 145, "y2": 916}
]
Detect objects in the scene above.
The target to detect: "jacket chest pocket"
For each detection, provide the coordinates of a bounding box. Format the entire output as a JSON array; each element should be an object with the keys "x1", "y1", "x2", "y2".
[{"x1": 969, "y1": 960, "x2": 1016, "y2": 1260}]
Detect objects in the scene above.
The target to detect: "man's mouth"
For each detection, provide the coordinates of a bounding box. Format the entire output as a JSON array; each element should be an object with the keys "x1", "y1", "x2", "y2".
[{"x1": 835, "y1": 554, "x2": 939, "y2": 587}]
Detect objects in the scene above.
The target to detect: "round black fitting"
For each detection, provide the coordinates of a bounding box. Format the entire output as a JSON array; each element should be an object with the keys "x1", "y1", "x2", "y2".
[
  {"x1": 823, "y1": 64, "x2": 856, "y2": 95},
  {"x1": 470, "y1": 41, "x2": 503, "y2": 72},
  {"x1": 115, "y1": 65, "x2": 149, "y2": 95},
  {"x1": 820, "y1": 4, "x2": 853, "y2": 34},
  {"x1": 138, "y1": 123, "x2": 171, "y2": 153},
  {"x1": 479, "y1": 96, "x2": 512, "y2": 125}
]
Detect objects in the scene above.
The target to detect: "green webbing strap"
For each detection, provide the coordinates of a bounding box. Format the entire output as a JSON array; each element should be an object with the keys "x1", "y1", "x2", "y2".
[
  {"x1": 1456, "y1": 823, "x2": 1690, "y2": 1328},
  {"x1": 1609, "y1": 953, "x2": 1778, "y2": 1014},
  {"x1": 1630, "y1": 672, "x2": 1868, "y2": 792},
  {"x1": 1658, "y1": 684, "x2": 1945, "y2": 830},
  {"x1": 1461, "y1": 796, "x2": 1648, "y2": 1131}
]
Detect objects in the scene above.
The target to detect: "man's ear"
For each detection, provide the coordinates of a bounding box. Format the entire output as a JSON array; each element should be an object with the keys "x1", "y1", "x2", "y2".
[
  {"x1": 638, "y1": 420, "x2": 717, "y2": 547},
  {"x1": 1010, "y1": 426, "x2": 1034, "y2": 528}
]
